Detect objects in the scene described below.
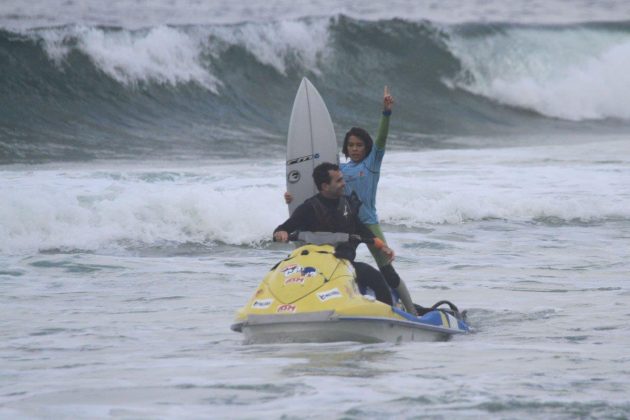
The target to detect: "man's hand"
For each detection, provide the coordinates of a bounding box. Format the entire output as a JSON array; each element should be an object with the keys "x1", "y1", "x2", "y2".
[
  {"x1": 284, "y1": 192, "x2": 293, "y2": 204},
  {"x1": 273, "y1": 231, "x2": 289, "y2": 242}
]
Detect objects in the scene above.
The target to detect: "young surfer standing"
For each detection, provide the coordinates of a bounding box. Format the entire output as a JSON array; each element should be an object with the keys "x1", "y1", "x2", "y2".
[{"x1": 339, "y1": 86, "x2": 417, "y2": 315}]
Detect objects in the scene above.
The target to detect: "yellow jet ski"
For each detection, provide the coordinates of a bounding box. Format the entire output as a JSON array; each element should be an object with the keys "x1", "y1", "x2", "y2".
[{"x1": 231, "y1": 232, "x2": 470, "y2": 344}]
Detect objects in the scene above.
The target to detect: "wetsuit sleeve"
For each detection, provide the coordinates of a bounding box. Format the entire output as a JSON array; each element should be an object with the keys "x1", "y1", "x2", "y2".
[
  {"x1": 356, "y1": 219, "x2": 376, "y2": 240},
  {"x1": 374, "y1": 112, "x2": 391, "y2": 150},
  {"x1": 273, "y1": 203, "x2": 314, "y2": 235}
]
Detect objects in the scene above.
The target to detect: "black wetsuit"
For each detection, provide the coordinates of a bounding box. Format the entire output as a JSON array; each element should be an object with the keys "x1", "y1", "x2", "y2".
[{"x1": 274, "y1": 194, "x2": 393, "y2": 305}]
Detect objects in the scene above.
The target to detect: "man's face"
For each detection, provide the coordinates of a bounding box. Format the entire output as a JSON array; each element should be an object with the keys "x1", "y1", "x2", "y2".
[{"x1": 321, "y1": 170, "x2": 345, "y2": 198}]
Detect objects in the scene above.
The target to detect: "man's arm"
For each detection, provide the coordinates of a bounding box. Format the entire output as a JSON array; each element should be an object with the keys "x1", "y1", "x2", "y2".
[{"x1": 273, "y1": 203, "x2": 313, "y2": 242}]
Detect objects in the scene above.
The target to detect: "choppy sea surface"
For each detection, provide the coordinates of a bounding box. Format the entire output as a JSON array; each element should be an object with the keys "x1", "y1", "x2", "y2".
[{"x1": 2, "y1": 1, "x2": 630, "y2": 418}]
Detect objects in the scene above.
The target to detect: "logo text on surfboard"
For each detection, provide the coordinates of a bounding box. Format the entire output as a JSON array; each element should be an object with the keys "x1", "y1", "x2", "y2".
[{"x1": 287, "y1": 153, "x2": 320, "y2": 166}]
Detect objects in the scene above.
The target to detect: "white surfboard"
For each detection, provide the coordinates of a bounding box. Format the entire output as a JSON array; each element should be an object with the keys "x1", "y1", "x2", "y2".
[{"x1": 286, "y1": 77, "x2": 338, "y2": 215}]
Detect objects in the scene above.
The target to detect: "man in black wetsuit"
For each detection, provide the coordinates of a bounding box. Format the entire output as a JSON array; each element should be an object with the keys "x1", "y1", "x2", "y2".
[{"x1": 273, "y1": 162, "x2": 395, "y2": 306}]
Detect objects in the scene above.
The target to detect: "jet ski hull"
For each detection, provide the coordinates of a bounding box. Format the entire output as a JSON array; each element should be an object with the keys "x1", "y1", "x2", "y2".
[
  {"x1": 232, "y1": 243, "x2": 469, "y2": 344},
  {"x1": 232, "y1": 311, "x2": 464, "y2": 344}
]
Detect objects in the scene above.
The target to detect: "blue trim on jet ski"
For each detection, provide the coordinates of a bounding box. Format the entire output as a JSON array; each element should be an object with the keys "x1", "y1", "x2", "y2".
[
  {"x1": 337, "y1": 315, "x2": 467, "y2": 334},
  {"x1": 391, "y1": 307, "x2": 470, "y2": 331}
]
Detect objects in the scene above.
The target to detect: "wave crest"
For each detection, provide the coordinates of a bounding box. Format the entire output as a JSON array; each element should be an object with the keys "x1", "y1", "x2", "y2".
[
  {"x1": 38, "y1": 25, "x2": 221, "y2": 90},
  {"x1": 2, "y1": 18, "x2": 630, "y2": 163},
  {"x1": 445, "y1": 24, "x2": 630, "y2": 121}
]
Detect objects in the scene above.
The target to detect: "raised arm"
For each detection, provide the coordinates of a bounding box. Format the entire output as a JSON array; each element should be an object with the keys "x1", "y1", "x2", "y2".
[{"x1": 375, "y1": 85, "x2": 394, "y2": 150}]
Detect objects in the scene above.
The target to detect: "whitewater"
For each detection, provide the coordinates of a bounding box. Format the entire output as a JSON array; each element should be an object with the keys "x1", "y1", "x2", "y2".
[{"x1": 2, "y1": 0, "x2": 630, "y2": 419}]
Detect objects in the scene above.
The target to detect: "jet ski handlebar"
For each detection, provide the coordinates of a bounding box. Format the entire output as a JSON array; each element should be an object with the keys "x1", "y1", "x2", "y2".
[{"x1": 288, "y1": 231, "x2": 385, "y2": 249}]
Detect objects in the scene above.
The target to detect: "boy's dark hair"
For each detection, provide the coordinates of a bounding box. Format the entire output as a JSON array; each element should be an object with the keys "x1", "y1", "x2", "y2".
[
  {"x1": 342, "y1": 127, "x2": 373, "y2": 160},
  {"x1": 313, "y1": 162, "x2": 340, "y2": 191}
]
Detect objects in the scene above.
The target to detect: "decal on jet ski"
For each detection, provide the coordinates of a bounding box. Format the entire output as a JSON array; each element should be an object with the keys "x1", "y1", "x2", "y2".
[
  {"x1": 302, "y1": 267, "x2": 317, "y2": 277},
  {"x1": 284, "y1": 276, "x2": 305, "y2": 285},
  {"x1": 447, "y1": 313, "x2": 460, "y2": 330},
  {"x1": 281, "y1": 265, "x2": 302, "y2": 276},
  {"x1": 251, "y1": 299, "x2": 273, "y2": 309},
  {"x1": 277, "y1": 304, "x2": 297, "y2": 313},
  {"x1": 317, "y1": 288, "x2": 342, "y2": 302}
]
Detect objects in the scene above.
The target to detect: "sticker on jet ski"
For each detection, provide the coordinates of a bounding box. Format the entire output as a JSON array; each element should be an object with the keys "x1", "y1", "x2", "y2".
[
  {"x1": 251, "y1": 299, "x2": 273, "y2": 309},
  {"x1": 283, "y1": 266, "x2": 318, "y2": 285},
  {"x1": 284, "y1": 276, "x2": 305, "y2": 285},
  {"x1": 277, "y1": 304, "x2": 297, "y2": 313},
  {"x1": 281, "y1": 265, "x2": 302, "y2": 277},
  {"x1": 302, "y1": 267, "x2": 317, "y2": 277},
  {"x1": 317, "y1": 288, "x2": 342, "y2": 302}
]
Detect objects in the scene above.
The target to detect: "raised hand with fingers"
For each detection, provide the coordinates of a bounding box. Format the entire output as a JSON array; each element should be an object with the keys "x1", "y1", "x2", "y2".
[{"x1": 383, "y1": 85, "x2": 394, "y2": 112}]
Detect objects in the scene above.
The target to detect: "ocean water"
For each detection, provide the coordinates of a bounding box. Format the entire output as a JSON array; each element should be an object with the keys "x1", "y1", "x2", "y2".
[{"x1": 2, "y1": 1, "x2": 630, "y2": 418}]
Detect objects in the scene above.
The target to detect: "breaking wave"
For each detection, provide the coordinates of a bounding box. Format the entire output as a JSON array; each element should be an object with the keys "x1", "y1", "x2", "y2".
[{"x1": 1, "y1": 17, "x2": 630, "y2": 163}]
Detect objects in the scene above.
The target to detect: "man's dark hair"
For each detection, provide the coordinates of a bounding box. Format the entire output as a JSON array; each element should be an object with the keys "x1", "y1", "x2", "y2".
[
  {"x1": 342, "y1": 127, "x2": 373, "y2": 160},
  {"x1": 313, "y1": 162, "x2": 340, "y2": 191}
]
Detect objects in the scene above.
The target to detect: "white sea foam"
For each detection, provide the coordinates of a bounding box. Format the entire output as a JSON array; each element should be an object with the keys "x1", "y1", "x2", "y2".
[
  {"x1": 38, "y1": 26, "x2": 221, "y2": 91},
  {"x1": 35, "y1": 19, "x2": 331, "y2": 89},
  {"x1": 379, "y1": 141, "x2": 630, "y2": 225},
  {"x1": 445, "y1": 27, "x2": 630, "y2": 121},
  {"x1": 0, "y1": 162, "x2": 287, "y2": 254},
  {"x1": 207, "y1": 19, "x2": 331, "y2": 75},
  {"x1": 1, "y1": 140, "x2": 629, "y2": 254}
]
